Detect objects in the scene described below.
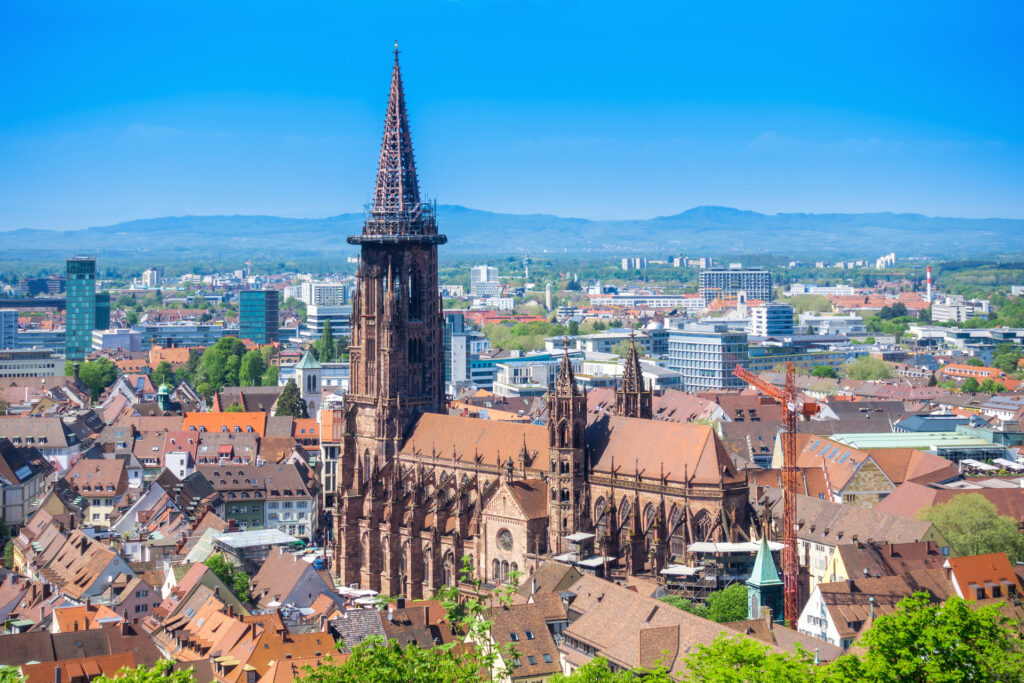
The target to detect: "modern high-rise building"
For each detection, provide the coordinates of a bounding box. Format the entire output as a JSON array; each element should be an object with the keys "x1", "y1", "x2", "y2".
[
  {"x1": 0, "y1": 309, "x2": 16, "y2": 350},
  {"x1": 748, "y1": 303, "x2": 795, "y2": 337},
  {"x1": 470, "y1": 264, "x2": 500, "y2": 297},
  {"x1": 699, "y1": 264, "x2": 772, "y2": 305},
  {"x1": 666, "y1": 323, "x2": 749, "y2": 392},
  {"x1": 300, "y1": 281, "x2": 348, "y2": 306},
  {"x1": 239, "y1": 289, "x2": 280, "y2": 344},
  {"x1": 66, "y1": 257, "x2": 98, "y2": 360}
]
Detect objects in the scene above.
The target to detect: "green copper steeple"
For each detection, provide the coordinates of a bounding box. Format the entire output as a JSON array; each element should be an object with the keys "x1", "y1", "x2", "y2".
[{"x1": 746, "y1": 535, "x2": 784, "y2": 622}]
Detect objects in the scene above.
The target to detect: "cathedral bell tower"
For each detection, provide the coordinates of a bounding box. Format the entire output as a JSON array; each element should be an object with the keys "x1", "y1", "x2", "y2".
[
  {"x1": 547, "y1": 342, "x2": 588, "y2": 554},
  {"x1": 334, "y1": 45, "x2": 446, "y2": 583},
  {"x1": 344, "y1": 44, "x2": 447, "y2": 473}
]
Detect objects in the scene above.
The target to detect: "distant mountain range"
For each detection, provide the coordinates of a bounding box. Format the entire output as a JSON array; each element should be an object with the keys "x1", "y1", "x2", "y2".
[{"x1": 2, "y1": 205, "x2": 1021, "y2": 262}]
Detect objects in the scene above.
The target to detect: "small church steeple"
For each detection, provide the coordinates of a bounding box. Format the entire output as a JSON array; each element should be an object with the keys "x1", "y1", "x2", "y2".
[{"x1": 746, "y1": 534, "x2": 784, "y2": 623}]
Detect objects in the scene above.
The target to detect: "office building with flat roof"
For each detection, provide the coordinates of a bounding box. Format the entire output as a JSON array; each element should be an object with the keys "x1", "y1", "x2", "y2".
[
  {"x1": 239, "y1": 289, "x2": 279, "y2": 344},
  {"x1": 666, "y1": 323, "x2": 749, "y2": 392},
  {"x1": 699, "y1": 265, "x2": 772, "y2": 305}
]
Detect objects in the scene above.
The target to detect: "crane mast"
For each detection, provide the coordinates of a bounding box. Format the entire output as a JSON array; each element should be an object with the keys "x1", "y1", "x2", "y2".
[{"x1": 733, "y1": 361, "x2": 818, "y2": 626}]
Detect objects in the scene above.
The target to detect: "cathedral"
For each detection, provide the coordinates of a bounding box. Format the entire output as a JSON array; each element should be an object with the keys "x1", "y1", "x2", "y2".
[{"x1": 331, "y1": 49, "x2": 750, "y2": 598}]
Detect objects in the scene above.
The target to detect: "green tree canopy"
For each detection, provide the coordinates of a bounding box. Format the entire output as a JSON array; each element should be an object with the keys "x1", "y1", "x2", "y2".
[
  {"x1": 94, "y1": 660, "x2": 196, "y2": 683},
  {"x1": 841, "y1": 356, "x2": 894, "y2": 380},
  {"x1": 919, "y1": 493, "x2": 1024, "y2": 561},
  {"x1": 827, "y1": 592, "x2": 1024, "y2": 683},
  {"x1": 811, "y1": 365, "x2": 837, "y2": 378},
  {"x1": 151, "y1": 360, "x2": 174, "y2": 388},
  {"x1": 965, "y1": 356, "x2": 986, "y2": 366},
  {"x1": 658, "y1": 594, "x2": 708, "y2": 619},
  {"x1": 239, "y1": 349, "x2": 266, "y2": 386},
  {"x1": 76, "y1": 357, "x2": 119, "y2": 400},
  {"x1": 262, "y1": 365, "x2": 280, "y2": 387},
  {"x1": 961, "y1": 377, "x2": 981, "y2": 393},
  {"x1": 193, "y1": 337, "x2": 248, "y2": 397},
  {"x1": 978, "y1": 378, "x2": 1006, "y2": 394},
  {"x1": 275, "y1": 379, "x2": 308, "y2": 418},
  {"x1": 316, "y1": 319, "x2": 336, "y2": 362},
  {"x1": 705, "y1": 583, "x2": 749, "y2": 623}
]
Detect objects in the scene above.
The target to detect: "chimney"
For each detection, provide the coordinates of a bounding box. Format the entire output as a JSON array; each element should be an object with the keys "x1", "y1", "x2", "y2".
[
  {"x1": 226, "y1": 604, "x2": 234, "y2": 618},
  {"x1": 120, "y1": 620, "x2": 130, "y2": 636},
  {"x1": 84, "y1": 596, "x2": 90, "y2": 609}
]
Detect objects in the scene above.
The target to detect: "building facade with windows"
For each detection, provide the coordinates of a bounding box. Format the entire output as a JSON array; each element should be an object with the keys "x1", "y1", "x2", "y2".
[
  {"x1": 66, "y1": 257, "x2": 97, "y2": 360},
  {"x1": 699, "y1": 265, "x2": 772, "y2": 305},
  {"x1": 666, "y1": 323, "x2": 749, "y2": 392},
  {"x1": 239, "y1": 289, "x2": 280, "y2": 344}
]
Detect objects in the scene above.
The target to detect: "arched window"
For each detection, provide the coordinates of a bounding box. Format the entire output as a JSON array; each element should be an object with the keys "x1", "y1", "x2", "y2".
[
  {"x1": 509, "y1": 562, "x2": 518, "y2": 579},
  {"x1": 573, "y1": 424, "x2": 583, "y2": 449},
  {"x1": 644, "y1": 504, "x2": 657, "y2": 549},
  {"x1": 408, "y1": 268, "x2": 422, "y2": 320},
  {"x1": 492, "y1": 559, "x2": 500, "y2": 581},
  {"x1": 669, "y1": 506, "x2": 685, "y2": 557},
  {"x1": 557, "y1": 422, "x2": 568, "y2": 449},
  {"x1": 693, "y1": 509, "x2": 714, "y2": 543},
  {"x1": 594, "y1": 497, "x2": 607, "y2": 539},
  {"x1": 501, "y1": 560, "x2": 509, "y2": 582}
]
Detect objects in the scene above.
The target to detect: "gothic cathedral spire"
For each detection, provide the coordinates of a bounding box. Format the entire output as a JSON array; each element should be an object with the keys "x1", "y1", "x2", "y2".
[{"x1": 615, "y1": 331, "x2": 653, "y2": 419}]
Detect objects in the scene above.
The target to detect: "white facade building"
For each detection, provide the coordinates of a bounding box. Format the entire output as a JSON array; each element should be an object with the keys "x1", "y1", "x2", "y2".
[{"x1": 470, "y1": 264, "x2": 501, "y2": 297}]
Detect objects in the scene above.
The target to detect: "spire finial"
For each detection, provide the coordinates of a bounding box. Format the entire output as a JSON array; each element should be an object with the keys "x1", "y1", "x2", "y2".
[{"x1": 394, "y1": 40, "x2": 400, "y2": 63}]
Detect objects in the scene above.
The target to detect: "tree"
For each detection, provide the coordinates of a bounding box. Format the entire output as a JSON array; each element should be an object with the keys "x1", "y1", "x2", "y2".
[
  {"x1": 928, "y1": 372, "x2": 938, "y2": 386},
  {"x1": 992, "y1": 343, "x2": 1023, "y2": 374},
  {"x1": 0, "y1": 665, "x2": 24, "y2": 683},
  {"x1": 919, "y1": 493, "x2": 1024, "y2": 562},
  {"x1": 262, "y1": 365, "x2": 280, "y2": 387},
  {"x1": 126, "y1": 310, "x2": 140, "y2": 326},
  {"x1": 194, "y1": 337, "x2": 248, "y2": 396},
  {"x1": 705, "y1": 583, "x2": 749, "y2": 623},
  {"x1": 811, "y1": 365, "x2": 837, "y2": 378},
  {"x1": 204, "y1": 553, "x2": 235, "y2": 585},
  {"x1": 239, "y1": 349, "x2": 266, "y2": 386},
  {"x1": 94, "y1": 660, "x2": 196, "y2": 683},
  {"x1": 151, "y1": 361, "x2": 174, "y2": 388},
  {"x1": 316, "y1": 319, "x2": 336, "y2": 362},
  {"x1": 965, "y1": 357, "x2": 985, "y2": 366},
  {"x1": 567, "y1": 320, "x2": 580, "y2": 336},
  {"x1": 232, "y1": 570, "x2": 252, "y2": 603},
  {"x1": 979, "y1": 378, "x2": 1006, "y2": 394},
  {"x1": 610, "y1": 340, "x2": 643, "y2": 358},
  {"x1": 841, "y1": 356, "x2": 894, "y2": 380},
  {"x1": 961, "y1": 377, "x2": 981, "y2": 393},
  {"x1": 828, "y1": 592, "x2": 1024, "y2": 683},
  {"x1": 78, "y1": 357, "x2": 119, "y2": 400},
  {"x1": 682, "y1": 634, "x2": 818, "y2": 683},
  {"x1": 275, "y1": 379, "x2": 308, "y2": 418},
  {"x1": 659, "y1": 594, "x2": 708, "y2": 619}
]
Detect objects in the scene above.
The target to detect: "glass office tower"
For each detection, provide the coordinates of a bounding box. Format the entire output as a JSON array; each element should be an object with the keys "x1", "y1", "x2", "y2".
[
  {"x1": 239, "y1": 289, "x2": 279, "y2": 344},
  {"x1": 66, "y1": 257, "x2": 97, "y2": 360}
]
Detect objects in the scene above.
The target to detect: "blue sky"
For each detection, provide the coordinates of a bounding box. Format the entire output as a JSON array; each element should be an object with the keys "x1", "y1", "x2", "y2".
[{"x1": 1, "y1": 0, "x2": 1022, "y2": 230}]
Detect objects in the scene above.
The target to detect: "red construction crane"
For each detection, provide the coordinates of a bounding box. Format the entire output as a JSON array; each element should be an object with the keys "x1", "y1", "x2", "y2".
[{"x1": 733, "y1": 361, "x2": 819, "y2": 626}]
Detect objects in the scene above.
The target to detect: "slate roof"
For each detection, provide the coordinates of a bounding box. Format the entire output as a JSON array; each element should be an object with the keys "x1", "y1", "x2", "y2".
[{"x1": 329, "y1": 609, "x2": 387, "y2": 653}]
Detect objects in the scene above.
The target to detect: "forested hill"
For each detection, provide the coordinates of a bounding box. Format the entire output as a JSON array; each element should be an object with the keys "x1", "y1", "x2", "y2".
[{"x1": 2, "y1": 205, "x2": 1021, "y2": 261}]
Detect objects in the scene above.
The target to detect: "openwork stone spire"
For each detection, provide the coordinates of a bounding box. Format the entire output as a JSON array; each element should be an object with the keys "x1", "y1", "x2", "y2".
[
  {"x1": 615, "y1": 331, "x2": 653, "y2": 419},
  {"x1": 363, "y1": 43, "x2": 434, "y2": 237},
  {"x1": 554, "y1": 337, "x2": 580, "y2": 396},
  {"x1": 621, "y1": 332, "x2": 644, "y2": 393}
]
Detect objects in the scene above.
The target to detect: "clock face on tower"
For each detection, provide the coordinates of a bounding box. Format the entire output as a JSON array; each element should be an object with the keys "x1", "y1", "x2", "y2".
[{"x1": 497, "y1": 529, "x2": 513, "y2": 552}]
